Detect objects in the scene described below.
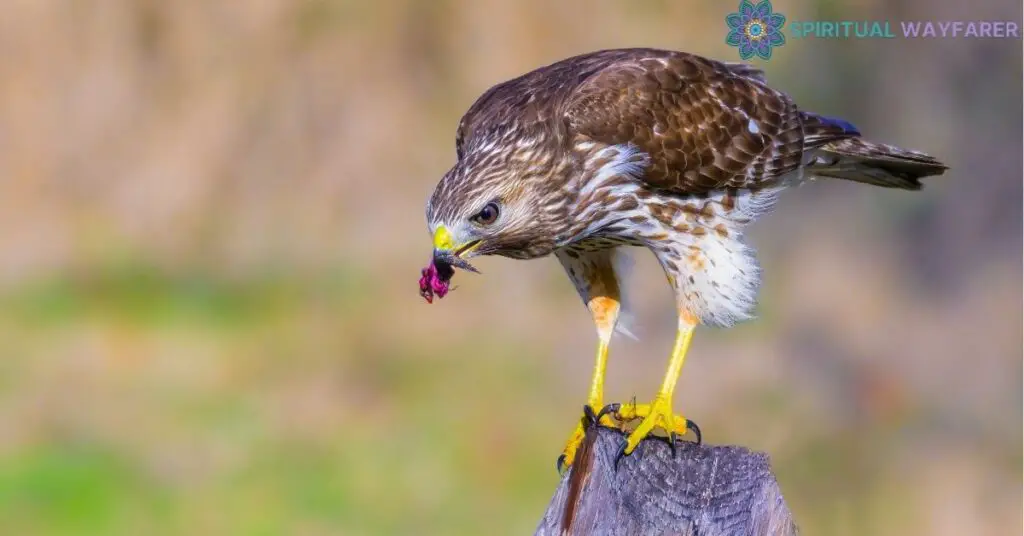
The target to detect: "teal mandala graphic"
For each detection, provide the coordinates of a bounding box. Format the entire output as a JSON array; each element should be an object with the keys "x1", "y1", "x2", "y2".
[{"x1": 726, "y1": 0, "x2": 786, "y2": 60}]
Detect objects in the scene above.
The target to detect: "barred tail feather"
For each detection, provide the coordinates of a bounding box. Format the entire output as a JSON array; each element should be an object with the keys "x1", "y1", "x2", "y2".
[
  {"x1": 799, "y1": 111, "x2": 947, "y2": 190},
  {"x1": 808, "y1": 138, "x2": 948, "y2": 190}
]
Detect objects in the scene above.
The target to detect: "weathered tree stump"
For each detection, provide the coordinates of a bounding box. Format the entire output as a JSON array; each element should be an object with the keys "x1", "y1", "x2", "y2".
[{"x1": 536, "y1": 425, "x2": 796, "y2": 536}]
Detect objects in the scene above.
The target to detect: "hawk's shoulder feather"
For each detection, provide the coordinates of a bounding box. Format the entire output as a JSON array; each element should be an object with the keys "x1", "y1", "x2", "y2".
[{"x1": 561, "y1": 49, "x2": 818, "y2": 192}]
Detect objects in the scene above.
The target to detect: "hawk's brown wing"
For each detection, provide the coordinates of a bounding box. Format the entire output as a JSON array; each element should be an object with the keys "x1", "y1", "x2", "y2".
[{"x1": 562, "y1": 51, "x2": 846, "y2": 192}]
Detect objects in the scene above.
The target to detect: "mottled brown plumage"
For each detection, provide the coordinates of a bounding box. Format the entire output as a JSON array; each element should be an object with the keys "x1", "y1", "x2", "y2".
[{"x1": 421, "y1": 48, "x2": 947, "y2": 469}]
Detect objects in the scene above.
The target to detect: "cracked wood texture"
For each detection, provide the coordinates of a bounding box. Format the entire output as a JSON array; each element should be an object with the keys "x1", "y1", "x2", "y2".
[{"x1": 536, "y1": 426, "x2": 796, "y2": 536}]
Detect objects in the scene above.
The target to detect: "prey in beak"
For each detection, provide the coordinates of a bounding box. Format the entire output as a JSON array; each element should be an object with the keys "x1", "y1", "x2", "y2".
[{"x1": 419, "y1": 226, "x2": 481, "y2": 303}]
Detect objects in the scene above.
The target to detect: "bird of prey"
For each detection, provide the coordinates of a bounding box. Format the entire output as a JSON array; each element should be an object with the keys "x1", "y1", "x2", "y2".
[{"x1": 419, "y1": 48, "x2": 946, "y2": 470}]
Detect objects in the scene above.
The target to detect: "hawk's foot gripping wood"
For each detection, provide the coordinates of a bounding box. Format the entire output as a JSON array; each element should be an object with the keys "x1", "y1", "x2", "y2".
[
  {"x1": 608, "y1": 400, "x2": 702, "y2": 463},
  {"x1": 620, "y1": 396, "x2": 682, "y2": 456},
  {"x1": 557, "y1": 405, "x2": 617, "y2": 474},
  {"x1": 537, "y1": 428, "x2": 797, "y2": 536},
  {"x1": 557, "y1": 291, "x2": 621, "y2": 473},
  {"x1": 619, "y1": 316, "x2": 697, "y2": 459}
]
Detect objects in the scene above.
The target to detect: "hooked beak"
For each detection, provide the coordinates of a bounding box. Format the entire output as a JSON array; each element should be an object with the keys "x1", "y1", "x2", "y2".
[{"x1": 432, "y1": 226, "x2": 481, "y2": 273}]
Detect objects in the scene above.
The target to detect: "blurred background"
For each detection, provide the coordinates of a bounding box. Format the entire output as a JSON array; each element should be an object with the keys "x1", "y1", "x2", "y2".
[{"x1": 0, "y1": 1, "x2": 1020, "y2": 534}]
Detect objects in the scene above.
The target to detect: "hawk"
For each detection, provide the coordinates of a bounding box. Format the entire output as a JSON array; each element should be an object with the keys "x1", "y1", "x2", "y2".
[{"x1": 419, "y1": 48, "x2": 946, "y2": 470}]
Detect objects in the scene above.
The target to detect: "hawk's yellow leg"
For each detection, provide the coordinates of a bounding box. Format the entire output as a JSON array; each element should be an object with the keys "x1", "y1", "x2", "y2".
[
  {"x1": 558, "y1": 296, "x2": 618, "y2": 470},
  {"x1": 620, "y1": 312, "x2": 697, "y2": 455}
]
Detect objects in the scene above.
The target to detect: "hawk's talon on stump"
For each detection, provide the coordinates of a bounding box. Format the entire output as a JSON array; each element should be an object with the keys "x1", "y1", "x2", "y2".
[
  {"x1": 595, "y1": 402, "x2": 621, "y2": 425},
  {"x1": 666, "y1": 419, "x2": 703, "y2": 452},
  {"x1": 557, "y1": 423, "x2": 586, "y2": 475},
  {"x1": 687, "y1": 419, "x2": 703, "y2": 445},
  {"x1": 555, "y1": 453, "x2": 568, "y2": 473},
  {"x1": 613, "y1": 398, "x2": 697, "y2": 456},
  {"x1": 558, "y1": 404, "x2": 617, "y2": 474},
  {"x1": 667, "y1": 419, "x2": 702, "y2": 457},
  {"x1": 613, "y1": 437, "x2": 630, "y2": 471}
]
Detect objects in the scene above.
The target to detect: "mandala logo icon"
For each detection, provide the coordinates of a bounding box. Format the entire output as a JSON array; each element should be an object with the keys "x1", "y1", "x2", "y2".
[{"x1": 726, "y1": 0, "x2": 786, "y2": 60}]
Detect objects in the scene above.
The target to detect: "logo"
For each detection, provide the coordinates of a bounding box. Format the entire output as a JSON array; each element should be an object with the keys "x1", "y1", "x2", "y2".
[{"x1": 726, "y1": 0, "x2": 786, "y2": 60}]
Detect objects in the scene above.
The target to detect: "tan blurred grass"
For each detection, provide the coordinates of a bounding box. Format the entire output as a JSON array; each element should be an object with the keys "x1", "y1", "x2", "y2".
[{"x1": 0, "y1": 0, "x2": 1021, "y2": 534}]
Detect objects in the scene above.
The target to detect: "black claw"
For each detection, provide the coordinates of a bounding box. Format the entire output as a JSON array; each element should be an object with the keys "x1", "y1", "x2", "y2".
[
  {"x1": 614, "y1": 440, "x2": 628, "y2": 471},
  {"x1": 687, "y1": 419, "x2": 703, "y2": 445},
  {"x1": 596, "y1": 402, "x2": 621, "y2": 424},
  {"x1": 668, "y1": 431, "x2": 679, "y2": 458},
  {"x1": 582, "y1": 405, "x2": 598, "y2": 425},
  {"x1": 556, "y1": 453, "x2": 567, "y2": 474}
]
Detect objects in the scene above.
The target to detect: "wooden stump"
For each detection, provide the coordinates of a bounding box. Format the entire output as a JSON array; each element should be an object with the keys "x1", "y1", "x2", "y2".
[{"x1": 535, "y1": 426, "x2": 796, "y2": 536}]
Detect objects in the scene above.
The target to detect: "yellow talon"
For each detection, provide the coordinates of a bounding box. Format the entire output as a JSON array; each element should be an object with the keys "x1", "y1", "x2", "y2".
[
  {"x1": 559, "y1": 421, "x2": 587, "y2": 471},
  {"x1": 618, "y1": 397, "x2": 687, "y2": 454},
  {"x1": 618, "y1": 395, "x2": 675, "y2": 455},
  {"x1": 618, "y1": 314, "x2": 698, "y2": 457},
  {"x1": 559, "y1": 405, "x2": 616, "y2": 473}
]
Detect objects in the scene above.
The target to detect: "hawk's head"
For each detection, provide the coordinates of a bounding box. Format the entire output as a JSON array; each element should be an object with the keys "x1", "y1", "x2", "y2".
[{"x1": 420, "y1": 146, "x2": 564, "y2": 302}]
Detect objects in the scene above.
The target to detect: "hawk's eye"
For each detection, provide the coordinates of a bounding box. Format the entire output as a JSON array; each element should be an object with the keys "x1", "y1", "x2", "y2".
[{"x1": 473, "y1": 202, "x2": 500, "y2": 225}]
